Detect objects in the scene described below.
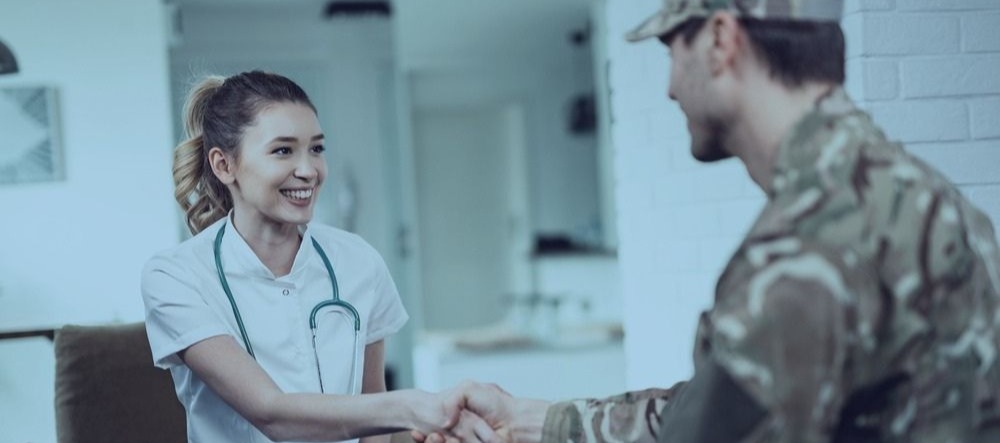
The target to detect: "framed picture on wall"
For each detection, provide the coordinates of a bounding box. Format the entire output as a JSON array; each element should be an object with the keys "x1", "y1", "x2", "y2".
[{"x1": 0, "y1": 86, "x2": 63, "y2": 185}]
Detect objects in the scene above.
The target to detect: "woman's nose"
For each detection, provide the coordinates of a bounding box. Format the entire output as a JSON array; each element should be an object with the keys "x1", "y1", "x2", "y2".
[{"x1": 294, "y1": 157, "x2": 320, "y2": 180}]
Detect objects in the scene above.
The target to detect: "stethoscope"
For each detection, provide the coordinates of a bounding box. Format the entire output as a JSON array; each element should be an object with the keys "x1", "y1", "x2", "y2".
[{"x1": 213, "y1": 223, "x2": 363, "y2": 394}]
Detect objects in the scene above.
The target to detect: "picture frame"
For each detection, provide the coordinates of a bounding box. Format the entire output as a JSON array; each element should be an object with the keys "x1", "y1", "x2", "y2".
[{"x1": 0, "y1": 86, "x2": 64, "y2": 185}]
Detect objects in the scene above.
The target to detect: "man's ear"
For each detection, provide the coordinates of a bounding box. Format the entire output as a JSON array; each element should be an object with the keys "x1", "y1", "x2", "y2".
[
  {"x1": 707, "y1": 11, "x2": 744, "y2": 76},
  {"x1": 208, "y1": 147, "x2": 236, "y2": 185}
]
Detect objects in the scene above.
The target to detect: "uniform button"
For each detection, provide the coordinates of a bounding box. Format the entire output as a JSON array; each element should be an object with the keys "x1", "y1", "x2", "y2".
[{"x1": 282, "y1": 289, "x2": 290, "y2": 296}]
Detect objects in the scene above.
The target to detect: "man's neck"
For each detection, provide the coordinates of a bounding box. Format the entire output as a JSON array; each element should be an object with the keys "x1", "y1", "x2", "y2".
[{"x1": 729, "y1": 80, "x2": 838, "y2": 192}]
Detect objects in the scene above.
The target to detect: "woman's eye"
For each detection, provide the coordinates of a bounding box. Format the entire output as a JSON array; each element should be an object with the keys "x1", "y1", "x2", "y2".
[
  {"x1": 311, "y1": 145, "x2": 326, "y2": 154},
  {"x1": 272, "y1": 147, "x2": 292, "y2": 155}
]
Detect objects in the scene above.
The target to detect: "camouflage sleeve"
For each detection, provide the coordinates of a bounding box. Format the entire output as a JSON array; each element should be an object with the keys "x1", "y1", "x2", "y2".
[
  {"x1": 540, "y1": 385, "x2": 684, "y2": 443},
  {"x1": 701, "y1": 238, "x2": 878, "y2": 443}
]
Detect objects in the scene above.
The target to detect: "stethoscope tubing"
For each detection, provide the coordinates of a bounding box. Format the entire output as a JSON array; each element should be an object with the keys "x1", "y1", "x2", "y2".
[{"x1": 213, "y1": 223, "x2": 363, "y2": 394}]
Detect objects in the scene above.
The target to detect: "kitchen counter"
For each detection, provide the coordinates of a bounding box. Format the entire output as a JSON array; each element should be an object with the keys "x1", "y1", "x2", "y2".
[{"x1": 412, "y1": 323, "x2": 627, "y2": 400}]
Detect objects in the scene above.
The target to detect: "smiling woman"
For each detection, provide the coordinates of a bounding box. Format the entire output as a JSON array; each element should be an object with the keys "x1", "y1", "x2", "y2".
[
  {"x1": 208, "y1": 102, "x2": 326, "y2": 246},
  {"x1": 142, "y1": 70, "x2": 500, "y2": 442},
  {"x1": 170, "y1": 72, "x2": 323, "y2": 235}
]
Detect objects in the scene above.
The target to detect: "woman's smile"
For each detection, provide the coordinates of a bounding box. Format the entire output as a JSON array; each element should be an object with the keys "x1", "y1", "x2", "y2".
[{"x1": 281, "y1": 187, "x2": 314, "y2": 204}]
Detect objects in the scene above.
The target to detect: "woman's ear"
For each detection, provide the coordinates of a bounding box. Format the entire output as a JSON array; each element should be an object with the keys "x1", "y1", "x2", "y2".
[
  {"x1": 208, "y1": 147, "x2": 236, "y2": 185},
  {"x1": 708, "y1": 11, "x2": 743, "y2": 76}
]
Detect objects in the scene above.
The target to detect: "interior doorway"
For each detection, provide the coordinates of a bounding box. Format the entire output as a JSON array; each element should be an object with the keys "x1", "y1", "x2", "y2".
[{"x1": 411, "y1": 104, "x2": 531, "y2": 330}]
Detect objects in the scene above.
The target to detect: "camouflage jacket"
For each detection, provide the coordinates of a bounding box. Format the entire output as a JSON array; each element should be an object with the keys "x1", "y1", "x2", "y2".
[{"x1": 540, "y1": 88, "x2": 1000, "y2": 443}]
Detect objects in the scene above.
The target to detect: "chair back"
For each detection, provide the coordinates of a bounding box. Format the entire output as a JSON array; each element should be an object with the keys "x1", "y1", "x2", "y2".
[{"x1": 54, "y1": 322, "x2": 186, "y2": 443}]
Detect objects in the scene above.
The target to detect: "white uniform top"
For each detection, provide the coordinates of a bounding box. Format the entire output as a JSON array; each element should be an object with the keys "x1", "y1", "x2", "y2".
[{"x1": 141, "y1": 216, "x2": 408, "y2": 443}]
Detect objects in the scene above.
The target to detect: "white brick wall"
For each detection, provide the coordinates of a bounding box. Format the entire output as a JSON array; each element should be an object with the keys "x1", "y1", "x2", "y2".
[
  {"x1": 846, "y1": 0, "x2": 1000, "y2": 238},
  {"x1": 604, "y1": 0, "x2": 1000, "y2": 390},
  {"x1": 964, "y1": 13, "x2": 1000, "y2": 53},
  {"x1": 602, "y1": 0, "x2": 765, "y2": 389}
]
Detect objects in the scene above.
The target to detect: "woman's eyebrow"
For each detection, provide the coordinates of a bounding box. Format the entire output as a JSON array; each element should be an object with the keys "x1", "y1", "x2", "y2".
[{"x1": 269, "y1": 134, "x2": 324, "y2": 143}]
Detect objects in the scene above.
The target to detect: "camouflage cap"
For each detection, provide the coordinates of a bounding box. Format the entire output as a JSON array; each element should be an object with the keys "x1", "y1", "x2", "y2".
[{"x1": 626, "y1": 0, "x2": 843, "y2": 42}]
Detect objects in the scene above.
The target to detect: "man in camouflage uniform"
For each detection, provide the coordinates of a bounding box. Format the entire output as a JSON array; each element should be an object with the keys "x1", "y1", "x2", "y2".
[{"x1": 417, "y1": 0, "x2": 1000, "y2": 442}]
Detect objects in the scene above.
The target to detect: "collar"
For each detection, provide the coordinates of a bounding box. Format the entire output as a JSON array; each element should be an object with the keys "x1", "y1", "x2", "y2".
[
  {"x1": 216, "y1": 211, "x2": 316, "y2": 281},
  {"x1": 767, "y1": 87, "x2": 865, "y2": 197}
]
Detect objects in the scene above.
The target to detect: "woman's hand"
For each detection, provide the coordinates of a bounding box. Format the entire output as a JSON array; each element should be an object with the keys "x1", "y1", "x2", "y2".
[
  {"x1": 407, "y1": 387, "x2": 463, "y2": 432},
  {"x1": 412, "y1": 381, "x2": 516, "y2": 443},
  {"x1": 406, "y1": 382, "x2": 507, "y2": 443}
]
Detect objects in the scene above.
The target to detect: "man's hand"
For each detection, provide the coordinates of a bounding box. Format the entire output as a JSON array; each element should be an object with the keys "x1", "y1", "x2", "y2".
[
  {"x1": 413, "y1": 381, "x2": 549, "y2": 443},
  {"x1": 408, "y1": 382, "x2": 507, "y2": 443}
]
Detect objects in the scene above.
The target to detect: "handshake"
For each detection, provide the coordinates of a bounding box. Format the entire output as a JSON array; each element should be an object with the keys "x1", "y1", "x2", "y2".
[{"x1": 408, "y1": 381, "x2": 550, "y2": 443}]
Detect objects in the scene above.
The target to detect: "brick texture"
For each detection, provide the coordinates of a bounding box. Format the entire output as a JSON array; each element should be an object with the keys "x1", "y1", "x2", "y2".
[{"x1": 606, "y1": 0, "x2": 1000, "y2": 390}]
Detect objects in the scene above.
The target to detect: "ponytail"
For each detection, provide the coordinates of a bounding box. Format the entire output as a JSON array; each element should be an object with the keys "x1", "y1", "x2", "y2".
[
  {"x1": 172, "y1": 76, "x2": 231, "y2": 234},
  {"x1": 171, "y1": 71, "x2": 318, "y2": 234}
]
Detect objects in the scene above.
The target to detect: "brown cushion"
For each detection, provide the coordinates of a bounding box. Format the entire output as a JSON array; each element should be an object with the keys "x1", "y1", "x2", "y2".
[{"x1": 54, "y1": 322, "x2": 186, "y2": 443}]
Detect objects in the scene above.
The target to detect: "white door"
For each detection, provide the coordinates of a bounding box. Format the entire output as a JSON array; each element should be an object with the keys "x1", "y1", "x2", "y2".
[{"x1": 412, "y1": 105, "x2": 530, "y2": 331}]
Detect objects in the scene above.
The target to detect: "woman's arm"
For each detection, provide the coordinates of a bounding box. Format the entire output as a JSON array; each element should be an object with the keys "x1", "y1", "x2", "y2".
[
  {"x1": 180, "y1": 335, "x2": 461, "y2": 442},
  {"x1": 359, "y1": 340, "x2": 391, "y2": 443}
]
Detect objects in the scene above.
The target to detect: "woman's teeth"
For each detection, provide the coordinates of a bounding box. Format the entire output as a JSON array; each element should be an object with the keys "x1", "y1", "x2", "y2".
[{"x1": 281, "y1": 189, "x2": 313, "y2": 200}]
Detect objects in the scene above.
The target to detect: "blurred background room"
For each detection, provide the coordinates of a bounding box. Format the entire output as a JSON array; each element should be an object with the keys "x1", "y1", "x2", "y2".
[{"x1": 1, "y1": 0, "x2": 998, "y2": 442}]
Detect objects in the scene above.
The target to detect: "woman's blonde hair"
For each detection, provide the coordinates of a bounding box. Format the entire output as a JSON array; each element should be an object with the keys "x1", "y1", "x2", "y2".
[{"x1": 172, "y1": 71, "x2": 317, "y2": 234}]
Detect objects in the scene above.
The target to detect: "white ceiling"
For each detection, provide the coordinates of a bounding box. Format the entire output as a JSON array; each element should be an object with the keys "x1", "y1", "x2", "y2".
[
  {"x1": 169, "y1": 0, "x2": 593, "y2": 70},
  {"x1": 395, "y1": 0, "x2": 592, "y2": 70}
]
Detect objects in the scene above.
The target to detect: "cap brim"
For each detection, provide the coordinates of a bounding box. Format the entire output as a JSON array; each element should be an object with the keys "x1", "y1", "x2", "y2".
[{"x1": 625, "y1": 9, "x2": 686, "y2": 42}]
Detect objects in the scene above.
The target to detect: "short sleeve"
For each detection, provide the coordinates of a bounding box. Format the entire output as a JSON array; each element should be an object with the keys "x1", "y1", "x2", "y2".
[
  {"x1": 363, "y1": 250, "x2": 408, "y2": 344},
  {"x1": 141, "y1": 255, "x2": 229, "y2": 369}
]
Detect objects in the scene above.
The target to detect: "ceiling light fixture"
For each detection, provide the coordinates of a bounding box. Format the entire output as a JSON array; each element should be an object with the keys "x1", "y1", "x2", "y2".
[{"x1": 323, "y1": 1, "x2": 391, "y2": 19}]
